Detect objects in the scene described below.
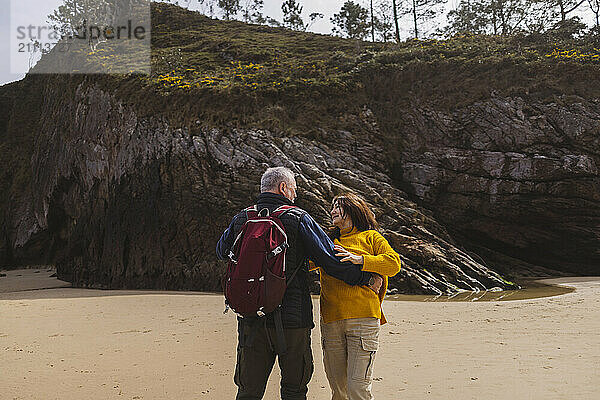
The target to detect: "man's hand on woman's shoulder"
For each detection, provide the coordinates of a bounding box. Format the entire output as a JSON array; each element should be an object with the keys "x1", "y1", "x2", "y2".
[{"x1": 333, "y1": 244, "x2": 364, "y2": 265}]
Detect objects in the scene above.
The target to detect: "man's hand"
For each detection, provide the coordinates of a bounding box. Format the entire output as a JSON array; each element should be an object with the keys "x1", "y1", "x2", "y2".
[
  {"x1": 367, "y1": 274, "x2": 383, "y2": 294},
  {"x1": 334, "y1": 244, "x2": 364, "y2": 265}
]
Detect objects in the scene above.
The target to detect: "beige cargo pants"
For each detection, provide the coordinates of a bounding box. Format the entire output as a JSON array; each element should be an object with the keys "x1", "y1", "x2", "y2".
[{"x1": 320, "y1": 317, "x2": 380, "y2": 400}]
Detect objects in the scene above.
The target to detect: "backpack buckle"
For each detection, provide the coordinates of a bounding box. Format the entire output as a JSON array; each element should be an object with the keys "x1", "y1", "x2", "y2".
[{"x1": 266, "y1": 242, "x2": 289, "y2": 261}]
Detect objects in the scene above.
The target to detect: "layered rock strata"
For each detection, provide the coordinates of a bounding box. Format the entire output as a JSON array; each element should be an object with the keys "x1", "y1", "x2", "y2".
[
  {"x1": 2, "y1": 82, "x2": 516, "y2": 294},
  {"x1": 398, "y1": 96, "x2": 600, "y2": 275}
]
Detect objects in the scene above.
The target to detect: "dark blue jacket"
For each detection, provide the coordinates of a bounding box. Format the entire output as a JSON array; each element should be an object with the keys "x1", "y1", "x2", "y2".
[{"x1": 216, "y1": 192, "x2": 370, "y2": 328}]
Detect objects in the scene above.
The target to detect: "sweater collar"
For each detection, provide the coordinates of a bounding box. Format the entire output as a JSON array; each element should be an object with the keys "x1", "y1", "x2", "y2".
[{"x1": 339, "y1": 226, "x2": 358, "y2": 236}]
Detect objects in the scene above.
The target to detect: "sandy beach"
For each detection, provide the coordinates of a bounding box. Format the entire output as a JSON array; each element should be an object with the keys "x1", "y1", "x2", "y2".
[{"x1": 1, "y1": 269, "x2": 599, "y2": 400}]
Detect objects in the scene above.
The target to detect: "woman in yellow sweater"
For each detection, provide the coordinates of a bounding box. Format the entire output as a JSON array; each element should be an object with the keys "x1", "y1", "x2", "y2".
[{"x1": 315, "y1": 193, "x2": 401, "y2": 400}]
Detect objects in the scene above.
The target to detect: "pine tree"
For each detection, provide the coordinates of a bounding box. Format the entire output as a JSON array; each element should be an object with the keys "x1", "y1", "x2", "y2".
[
  {"x1": 48, "y1": 0, "x2": 110, "y2": 37},
  {"x1": 47, "y1": 0, "x2": 128, "y2": 48},
  {"x1": 281, "y1": 0, "x2": 304, "y2": 30},
  {"x1": 445, "y1": 0, "x2": 549, "y2": 36},
  {"x1": 241, "y1": 0, "x2": 265, "y2": 24},
  {"x1": 218, "y1": 0, "x2": 241, "y2": 20},
  {"x1": 392, "y1": 0, "x2": 400, "y2": 42},
  {"x1": 331, "y1": 1, "x2": 370, "y2": 40},
  {"x1": 374, "y1": 0, "x2": 394, "y2": 42},
  {"x1": 280, "y1": 1, "x2": 322, "y2": 31},
  {"x1": 446, "y1": 0, "x2": 491, "y2": 34}
]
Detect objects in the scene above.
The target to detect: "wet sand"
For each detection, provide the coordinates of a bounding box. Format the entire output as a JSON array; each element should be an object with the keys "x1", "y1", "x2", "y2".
[
  {"x1": 1, "y1": 269, "x2": 599, "y2": 399},
  {"x1": 387, "y1": 278, "x2": 575, "y2": 302}
]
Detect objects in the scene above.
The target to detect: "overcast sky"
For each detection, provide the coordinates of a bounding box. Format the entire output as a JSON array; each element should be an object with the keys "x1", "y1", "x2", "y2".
[{"x1": 0, "y1": 0, "x2": 595, "y2": 86}]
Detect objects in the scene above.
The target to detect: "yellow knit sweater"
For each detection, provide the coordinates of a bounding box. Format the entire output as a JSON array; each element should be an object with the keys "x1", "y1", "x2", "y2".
[{"x1": 313, "y1": 227, "x2": 401, "y2": 325}]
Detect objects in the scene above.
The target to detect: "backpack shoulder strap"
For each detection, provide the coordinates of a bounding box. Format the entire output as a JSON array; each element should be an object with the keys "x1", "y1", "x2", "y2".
[
  {"x1": 271, "y1": 205, "x2": 298, "y2": 219},
  {"x1": 228, "y1": 206, "x2": 257, "y2": 260},
  {"x1": 244, "y1": 205, "x2": 258, "y2": 220}
]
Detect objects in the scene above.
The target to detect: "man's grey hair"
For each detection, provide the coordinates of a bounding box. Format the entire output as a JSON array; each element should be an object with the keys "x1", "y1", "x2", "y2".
[{"x1": 260, "y1": 167, "x2": 295, "y2": 193}]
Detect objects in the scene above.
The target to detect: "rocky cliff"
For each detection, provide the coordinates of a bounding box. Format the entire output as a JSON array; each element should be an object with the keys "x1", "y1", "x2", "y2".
[
  {"x1": 397, "y1": 97, "x2": 600, "y2": 276},
  {"x1": 1, "y1": 3, "x2": 598, "y2": 294}
]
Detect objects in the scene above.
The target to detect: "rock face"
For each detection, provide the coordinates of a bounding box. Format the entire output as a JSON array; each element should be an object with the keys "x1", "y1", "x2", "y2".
[
  {"x1": 0, "y1": 80, "x2": 517, "y2": 294},
  {"x1": 398, "y1": 96, "x2": 600, "y2": 275}
]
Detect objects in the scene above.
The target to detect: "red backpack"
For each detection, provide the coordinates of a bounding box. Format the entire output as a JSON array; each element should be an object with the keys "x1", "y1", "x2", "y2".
[{"x1": 223, "y1": 205, "x2": 298, "y2": 317}]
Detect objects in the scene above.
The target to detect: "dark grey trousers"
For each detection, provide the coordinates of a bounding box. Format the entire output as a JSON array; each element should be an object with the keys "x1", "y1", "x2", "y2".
[{"x1": 234, "y1": 319, "x2": 314, "y2": 400}]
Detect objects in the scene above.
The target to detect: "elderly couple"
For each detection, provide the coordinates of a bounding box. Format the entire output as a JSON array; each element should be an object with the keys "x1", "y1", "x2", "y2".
[{"x1": 216, "y1": 167, "x2": 401, "y2": 400}]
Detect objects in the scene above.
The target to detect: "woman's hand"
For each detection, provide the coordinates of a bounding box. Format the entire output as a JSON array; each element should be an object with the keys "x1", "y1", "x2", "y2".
[
  {"x1": 334, "y1": 244, "x2": 363, "y2": 265},
  {"x1": 368, "y1": 274, "x2": 383, "y2": 294}
]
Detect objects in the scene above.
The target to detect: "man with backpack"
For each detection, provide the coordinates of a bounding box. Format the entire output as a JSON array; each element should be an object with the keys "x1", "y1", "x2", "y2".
[{"x1": 216, "y1": 166, "x2": 381, "y2": 400}]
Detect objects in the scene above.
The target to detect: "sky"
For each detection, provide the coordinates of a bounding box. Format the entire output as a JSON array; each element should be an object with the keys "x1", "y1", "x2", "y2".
[{"x1": 0, "y1": 0, "x2": 596, "y2": 86}]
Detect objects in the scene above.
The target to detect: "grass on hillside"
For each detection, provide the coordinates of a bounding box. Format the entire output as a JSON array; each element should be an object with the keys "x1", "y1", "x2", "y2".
[
  {"x1": 140, "y1": 4, "x2": 600, "y2": 98},
  {"x1": 64, "y1": 2, "x2": 598, "y2": 140}
]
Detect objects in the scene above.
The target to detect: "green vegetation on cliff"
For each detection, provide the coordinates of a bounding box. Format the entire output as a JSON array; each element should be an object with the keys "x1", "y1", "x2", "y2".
[
  {"x1": 84, "y1": 3, "x2": 600, "y2": 136},
  {"x1": 150, "y1": 6, "x2": 600, "y2": 102}
]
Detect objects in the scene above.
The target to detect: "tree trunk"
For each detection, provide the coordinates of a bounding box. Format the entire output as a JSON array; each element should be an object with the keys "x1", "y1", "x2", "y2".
[
  {"x1": 371, "y1": 0, "x2": 375, "y2": 42},
  {"x1": 392, "y1": 0, "x2": 400, "y2": 43},
  {"x1": 560, "y1": 0, "x2": 566, "y2": 21},
  {"x1": 412, "y1": 0, "x2": 418, "y2": 39}
]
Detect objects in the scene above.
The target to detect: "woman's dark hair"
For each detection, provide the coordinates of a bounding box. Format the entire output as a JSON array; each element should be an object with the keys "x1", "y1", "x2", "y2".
[{"x1": 328, "y1": 192, "x2": 379, "y2": 239}]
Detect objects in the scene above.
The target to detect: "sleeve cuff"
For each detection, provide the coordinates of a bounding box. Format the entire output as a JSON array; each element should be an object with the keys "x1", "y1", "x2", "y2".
[
  {"x1": 361, "y1": 254, "x2": 379, "y2": 273},
  {"x1": 359, "y1": 272, "x2": 371, "y2": 285}
]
